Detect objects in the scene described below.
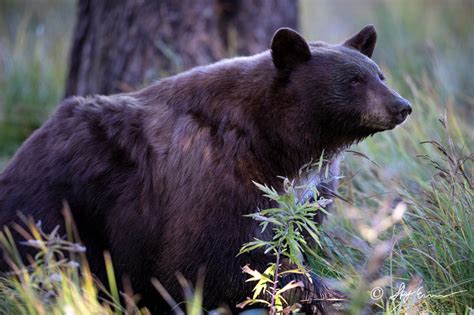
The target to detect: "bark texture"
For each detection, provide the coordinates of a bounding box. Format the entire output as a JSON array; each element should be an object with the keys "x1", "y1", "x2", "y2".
[{"x1": 65, "y1": 0, "x2": 298, "y2": 97}]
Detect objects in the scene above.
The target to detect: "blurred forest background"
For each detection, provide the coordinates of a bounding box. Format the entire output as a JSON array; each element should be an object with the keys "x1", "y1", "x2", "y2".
[
  {"x1": 0, "y1": 0, "x2": 472, "y2": 166},
  {"x1": 0, "y1": 0, "x2": 472, "y2": 314},
  {"x1": 0, "y1": 0, "x2": 473, "y2": 167}
]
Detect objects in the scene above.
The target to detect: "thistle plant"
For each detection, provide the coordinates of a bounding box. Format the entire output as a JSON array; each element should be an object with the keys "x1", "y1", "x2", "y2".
[{"x1": 238, "y1": 160, "x2": 333, "y2": 314}]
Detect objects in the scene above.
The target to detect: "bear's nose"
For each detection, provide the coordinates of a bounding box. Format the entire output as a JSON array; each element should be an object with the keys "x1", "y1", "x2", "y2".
[{"x1": 390, "y1": 98, "x2": 412, "y2": 117}]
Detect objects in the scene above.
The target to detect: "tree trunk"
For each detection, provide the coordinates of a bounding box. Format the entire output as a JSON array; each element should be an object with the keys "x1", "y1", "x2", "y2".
[{"x1": 65, "y1": 0, "x2": 298, "y2": 97}]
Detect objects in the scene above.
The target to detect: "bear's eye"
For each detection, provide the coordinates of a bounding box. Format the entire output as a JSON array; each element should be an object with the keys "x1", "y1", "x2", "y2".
[
  {"x1": 350, "y1": 76, "x2": 363, "y2": 87},
  {"x1": 378, "y1": 72, "x2": 386, "y2": 81}
]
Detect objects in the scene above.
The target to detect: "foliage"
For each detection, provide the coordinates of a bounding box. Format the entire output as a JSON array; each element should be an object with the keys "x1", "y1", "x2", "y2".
[
  {"x1": 238, "y1": 169, "x2": 331, "y2": 314},
  {"x1": 0, "y1": 212, "x2": 141, "y2": 315}
]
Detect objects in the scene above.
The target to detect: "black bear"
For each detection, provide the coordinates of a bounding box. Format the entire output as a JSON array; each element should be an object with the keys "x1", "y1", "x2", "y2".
[{"x1": 0, "y1": 25, "x2": 411, "y2": 313}]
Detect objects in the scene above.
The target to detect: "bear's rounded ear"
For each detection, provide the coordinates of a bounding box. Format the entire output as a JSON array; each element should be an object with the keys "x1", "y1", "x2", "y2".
[
  {"x1": 271, "y1": 28, "x2": 311, "y2": 70},
  {"x1": 342, "y1": 24, "x2": 377, "y2": 58}
]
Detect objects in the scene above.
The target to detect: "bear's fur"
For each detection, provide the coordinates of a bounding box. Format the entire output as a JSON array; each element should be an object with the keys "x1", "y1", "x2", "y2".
[{"x1": 0, "y1": 25, "x2": 411, "y2": 313}]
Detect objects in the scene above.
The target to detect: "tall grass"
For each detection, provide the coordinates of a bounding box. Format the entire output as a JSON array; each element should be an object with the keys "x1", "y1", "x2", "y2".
[
  {"x1": 0, "y1": 214, "x2": 133, "y2": 315},
  {"x1": 301, "y1": 1, "x2": 473, "y2": 313},
  {"x1": 319, "y1": 72, "x2": 473, "y2": 313}
]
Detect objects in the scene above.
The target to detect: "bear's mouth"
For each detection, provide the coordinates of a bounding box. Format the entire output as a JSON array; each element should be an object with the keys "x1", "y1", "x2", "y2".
[
  {"x1": 364, "y1": 122, "x2": 396, "y2": 131},
  {"x1": 363, "y1": 113, "x2": 409, "y2": 131},
  {"x1": 362, "y1": 117, "x2": 398, "y2": 131}
]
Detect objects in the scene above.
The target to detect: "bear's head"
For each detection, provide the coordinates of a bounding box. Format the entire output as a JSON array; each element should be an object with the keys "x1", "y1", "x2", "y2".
[{"x1": 267, "y1": 25, "x2": 411, "y2": 158}]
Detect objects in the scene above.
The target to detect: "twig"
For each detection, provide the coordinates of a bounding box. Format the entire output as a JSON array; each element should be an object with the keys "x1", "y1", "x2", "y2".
[{"x1": 269, "y1": 243, "x2": 283, "y2": 315}]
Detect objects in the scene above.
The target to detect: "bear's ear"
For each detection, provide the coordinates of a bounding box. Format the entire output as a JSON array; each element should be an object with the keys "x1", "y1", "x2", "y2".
[
  {"x1": 343, "y1": 25, "x2": 377, "y2": 58},
  {"x1": 271, "y1": 28, "x2": 311, "y2": 70}
]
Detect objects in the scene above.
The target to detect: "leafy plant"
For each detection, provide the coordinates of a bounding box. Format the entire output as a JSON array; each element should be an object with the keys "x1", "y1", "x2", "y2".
[{"x1": 238, "y1": 161, "x2": 334, "y2": 314}]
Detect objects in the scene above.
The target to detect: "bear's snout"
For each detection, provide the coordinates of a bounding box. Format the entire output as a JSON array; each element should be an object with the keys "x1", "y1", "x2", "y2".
[{"x1": 389, "y1": 97, "x2": 412, "y2": 124}]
